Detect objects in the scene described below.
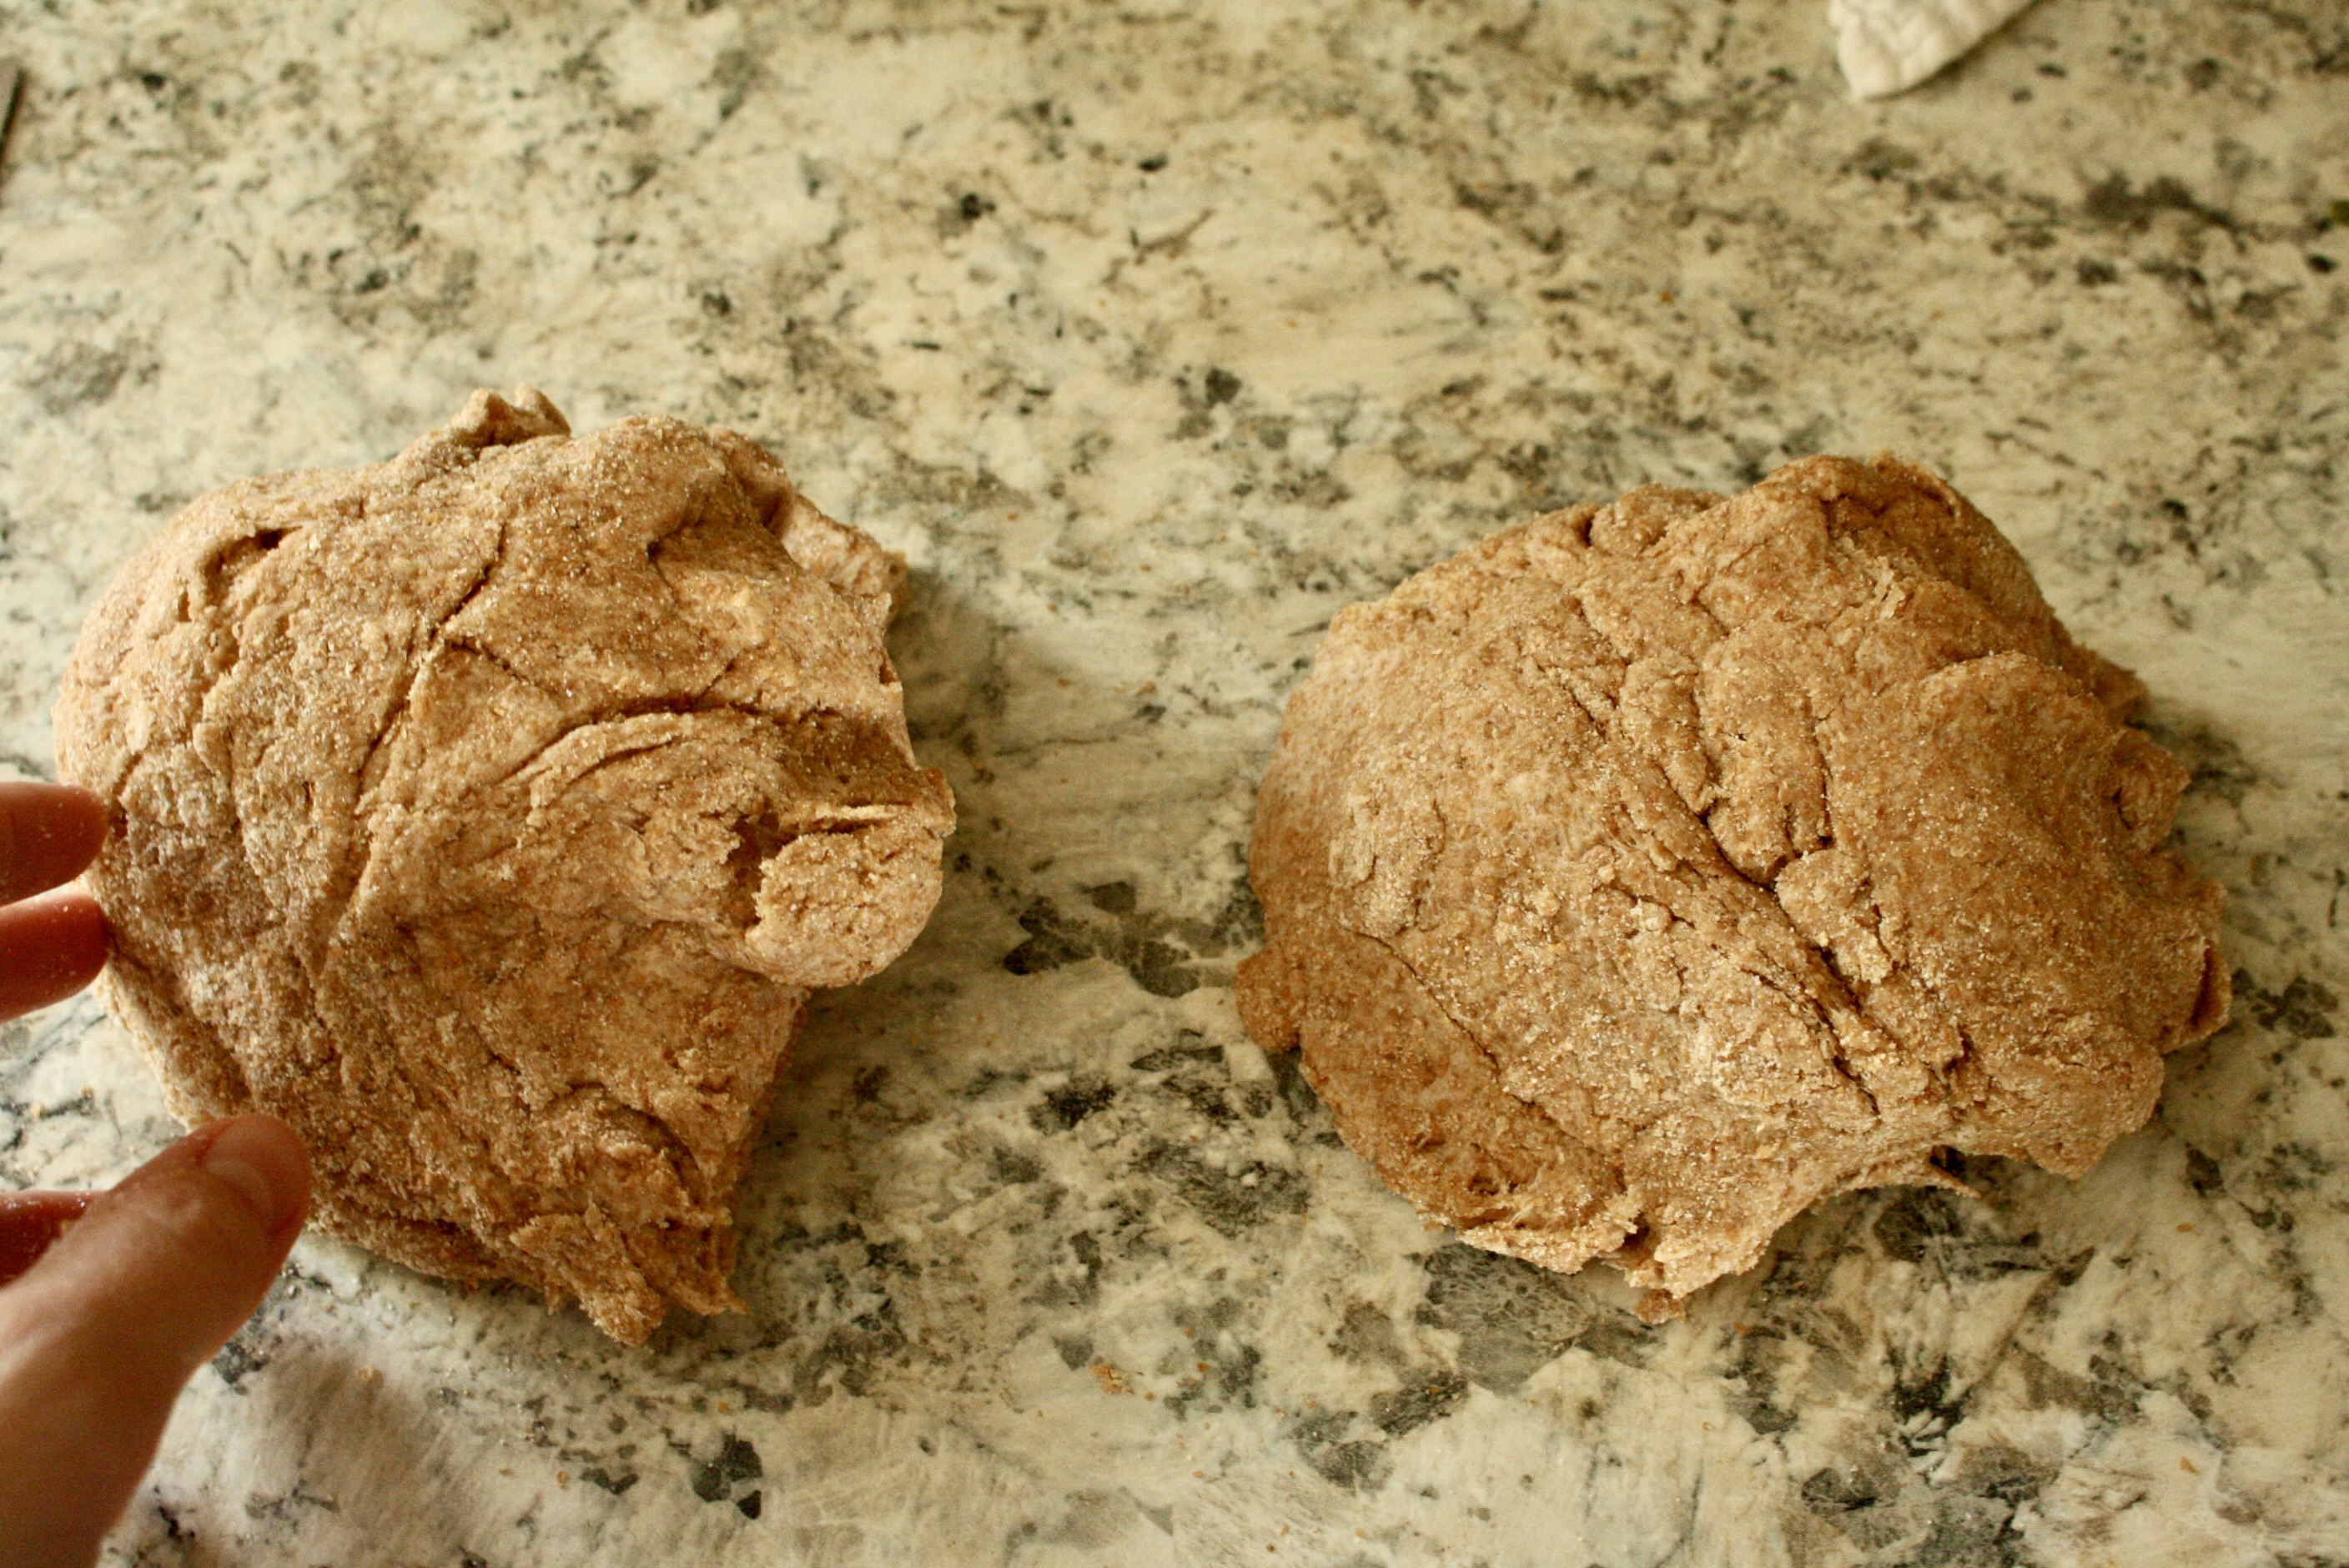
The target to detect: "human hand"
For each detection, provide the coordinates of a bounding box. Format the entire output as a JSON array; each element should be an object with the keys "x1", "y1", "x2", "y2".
[{"x1": 0, "y1": 781, "x2": 312, "y2": 1568}]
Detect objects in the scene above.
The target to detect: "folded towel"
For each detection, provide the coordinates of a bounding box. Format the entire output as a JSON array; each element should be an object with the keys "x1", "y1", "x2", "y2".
[{"x1": 1830, "y1": 0, "x2": 2039, "y2": 98}]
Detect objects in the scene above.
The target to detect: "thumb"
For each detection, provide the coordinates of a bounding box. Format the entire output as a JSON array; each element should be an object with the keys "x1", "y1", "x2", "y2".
[{"x1": 0, "y1": 1115, "x2": 309, "y2": 1568}]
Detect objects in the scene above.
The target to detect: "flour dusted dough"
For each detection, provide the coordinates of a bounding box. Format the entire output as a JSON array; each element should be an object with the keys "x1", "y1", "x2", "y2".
[
  {"x1": 1238, "y1": 456, "x2": 2228, "y2": 1314},
  {"x1": 56, "y1": 389, "x2": 953, "y2": 1344}
]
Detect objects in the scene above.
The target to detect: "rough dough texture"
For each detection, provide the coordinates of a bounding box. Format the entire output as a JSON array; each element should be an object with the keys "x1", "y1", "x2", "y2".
[
  {"x1": 56, "y1": 388, "x2": 954, "y2": 1344},
  {"x1": 1238, "y1": 456, "x2": 2229, "y2": 1314}
]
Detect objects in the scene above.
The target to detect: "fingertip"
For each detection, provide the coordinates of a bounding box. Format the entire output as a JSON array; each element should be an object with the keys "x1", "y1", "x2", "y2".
[
  {"x1": 0, "y1": 888, "x2": 109, "y2": 1020},
  {"x1": 43, "y1": 781, "x2": 112, "y2": 856},
  {"x1": 0, "y1": 1114, "x2": 304, "y2": 1566},
  {"x1": 191, "y1": 1114, "x2": 311, "y2": 1239},
  {"x1": 40, "y1": 886, "x2": 108, "y2": 966},
  {"x1": 10, "y1": 1115, "x2": 314, "y2": 1397},
  {"x1": 0, "y1": 780, "x2": 111, "y2": 902}
]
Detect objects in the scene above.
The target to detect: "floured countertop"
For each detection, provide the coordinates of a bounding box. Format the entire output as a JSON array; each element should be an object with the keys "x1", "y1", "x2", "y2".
[{"x1": 0, "y1": 3, "x2": 2343, "y2": 1564}]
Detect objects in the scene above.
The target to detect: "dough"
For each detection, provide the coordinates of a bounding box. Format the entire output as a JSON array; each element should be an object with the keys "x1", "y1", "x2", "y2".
[
  {"x1": 56, "y1": 389, "x2": 954, "y2": 1344},
  {"x1": 1237, "y1": 456, "x2": 2228, "y2": 1314}
]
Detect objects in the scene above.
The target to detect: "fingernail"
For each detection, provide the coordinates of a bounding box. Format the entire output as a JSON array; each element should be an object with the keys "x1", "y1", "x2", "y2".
[{"x1": 198, "y1": 1116, "x2": 310, "y2": 1234}]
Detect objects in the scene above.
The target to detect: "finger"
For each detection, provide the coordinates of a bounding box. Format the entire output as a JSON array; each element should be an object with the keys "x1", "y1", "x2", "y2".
[
  {"x1": 0, "y1": 888, "x2": 108, "y2": 1021},
  {"x1": 0, "y1": 1192, "x2": 95, "y2": 1287},
  {"x1": 0, "y1": 781, "x2": 110, "y2": 905},
  {"x1": 0, "y1": 1116, "x2": 309, "y2": 1568}
]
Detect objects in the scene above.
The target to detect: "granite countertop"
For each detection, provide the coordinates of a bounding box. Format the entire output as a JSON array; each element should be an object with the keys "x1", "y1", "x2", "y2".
[{"x1": 3, "y1": 2, "x2": 2345, "y2": 1564}]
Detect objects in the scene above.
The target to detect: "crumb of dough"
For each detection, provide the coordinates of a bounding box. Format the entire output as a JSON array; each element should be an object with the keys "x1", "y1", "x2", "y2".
[
  {"x1": 1237, "y1": 455, "x2": 2229, "y2": 1309},
  {"x1": 56, "y1": 387, "x2": 954, "y2": 1344}
]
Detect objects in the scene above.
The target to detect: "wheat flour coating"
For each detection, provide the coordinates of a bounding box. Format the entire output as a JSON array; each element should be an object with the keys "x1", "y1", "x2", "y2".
[
  {"x1": 55, "y1": 388, "x2": 954, "y2": 1344},
  {"x1": 1237, "y1": 456, "x2": 2229, "y2": 1315}
]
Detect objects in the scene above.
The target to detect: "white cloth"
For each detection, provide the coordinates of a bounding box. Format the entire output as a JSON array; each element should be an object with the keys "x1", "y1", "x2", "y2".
[{"x1": 1829, "y1": 0, "x2": 2040, "y2": 98}]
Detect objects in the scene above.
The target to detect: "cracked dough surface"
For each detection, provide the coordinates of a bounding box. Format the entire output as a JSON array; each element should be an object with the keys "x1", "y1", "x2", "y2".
[
  {"x1": 1237, "y1": 456, "x2": 2229, "y2": 1312},
  {"x1": 55, "y1": 388, "x2": 953, "y2": 1344}
]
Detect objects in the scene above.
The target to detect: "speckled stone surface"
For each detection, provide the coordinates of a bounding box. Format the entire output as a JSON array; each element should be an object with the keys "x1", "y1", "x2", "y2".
[{"x1": 0, "y1": 2, "x2": 2344, "y2": 1564}]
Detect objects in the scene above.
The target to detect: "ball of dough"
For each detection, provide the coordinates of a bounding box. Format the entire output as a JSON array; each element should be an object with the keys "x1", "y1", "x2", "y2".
[
  {"x1": 56, "y1": 388, "x2": 954, "y2": 1344},
  {"x1": 1237, "y1": 456, "x2": 2228, "y2": 1315}
]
